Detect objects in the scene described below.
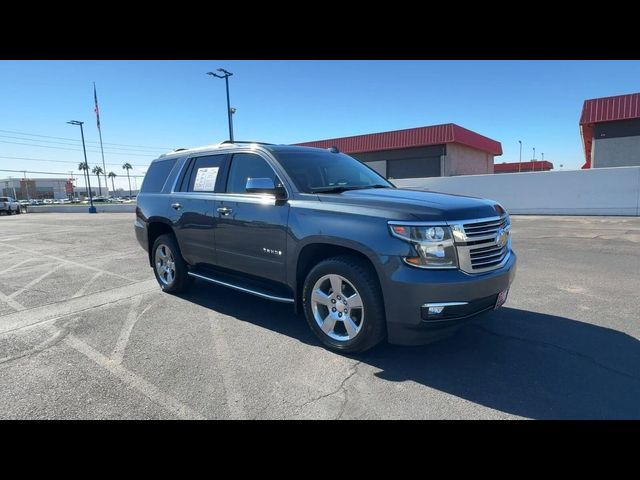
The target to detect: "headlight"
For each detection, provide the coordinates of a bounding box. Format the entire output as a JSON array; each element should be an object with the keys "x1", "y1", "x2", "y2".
[{"x1": 389, "y1": 223, "x2": 458, "y2": 269}]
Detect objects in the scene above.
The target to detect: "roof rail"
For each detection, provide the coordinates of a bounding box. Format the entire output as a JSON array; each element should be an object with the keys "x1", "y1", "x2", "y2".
[{"x1": 219, "y1": 140, "x2": 274, "y2": 146}]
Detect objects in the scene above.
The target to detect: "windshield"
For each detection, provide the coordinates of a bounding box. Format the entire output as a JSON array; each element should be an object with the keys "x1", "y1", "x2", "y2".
[{"x1": 274, "y1": 150, "x2": 394, "y2": 193}]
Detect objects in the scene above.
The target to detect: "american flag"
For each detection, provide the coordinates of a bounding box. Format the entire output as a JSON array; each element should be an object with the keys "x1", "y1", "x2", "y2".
[{"x1": 93, "y1": 82, "x2": 101, "y2": 130}]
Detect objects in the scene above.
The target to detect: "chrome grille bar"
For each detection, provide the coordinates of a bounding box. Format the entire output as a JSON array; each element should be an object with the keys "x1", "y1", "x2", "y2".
[{"x1": 450, "y1": 214, "x2": 511, "y2": 274}]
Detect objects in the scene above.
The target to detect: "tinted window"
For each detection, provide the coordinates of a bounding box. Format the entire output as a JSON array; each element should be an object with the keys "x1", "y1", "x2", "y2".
[
  {"x1": 274, "y1": 150, "x2": 392, "y2": 193},
  {"x1": 0, "y1": 197, "x2": 9, "y2": 202},
  {"x1": 185, "y1": 155, "x2": 226, "y2": 192},
  {"x1": 140, "y1": 158, "x2": 178, "y2": 193},
  {"x1": 226, "y1": 153, "x2": 279, "y2": 194}
]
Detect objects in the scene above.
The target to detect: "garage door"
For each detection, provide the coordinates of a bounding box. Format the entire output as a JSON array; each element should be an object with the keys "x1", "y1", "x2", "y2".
[{"x1": 387, "y1": 156, "x2": 441, "y2": 179}]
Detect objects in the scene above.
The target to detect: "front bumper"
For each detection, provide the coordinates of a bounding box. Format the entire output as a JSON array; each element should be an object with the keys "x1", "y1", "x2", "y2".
[{"x1": 379, "y1": 250, "x2": 517, "y2": 345}]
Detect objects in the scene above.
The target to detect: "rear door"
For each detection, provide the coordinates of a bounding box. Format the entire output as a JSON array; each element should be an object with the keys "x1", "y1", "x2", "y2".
[
  {"x1": 168, "y1": 153, "x2": 229, "y2": 267},
  {"x1": 213, "y1": 152, "x2": 290, "y2": 283}
]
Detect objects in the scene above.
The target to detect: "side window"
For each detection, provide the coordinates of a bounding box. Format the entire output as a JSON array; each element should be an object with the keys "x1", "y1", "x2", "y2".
[
  {"x1": 185, "y1": 155, "x2": 226, "y2": 193},
  {"x1": 226, "y1": 153, "x2": 279, "y2": 194},
  {"x1": 140, "y1": 158, "x2": 178, "y2": 193}
]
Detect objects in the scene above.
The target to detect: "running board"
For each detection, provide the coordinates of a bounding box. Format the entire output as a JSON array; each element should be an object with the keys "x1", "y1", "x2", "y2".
[{"x1": 187, "y1": 271, "x2": 295, "y2": 304}]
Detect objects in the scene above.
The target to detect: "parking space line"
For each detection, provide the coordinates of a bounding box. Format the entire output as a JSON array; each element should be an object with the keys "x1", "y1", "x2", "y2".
[
  {"x1": 65, "y1": 335, "x2": 205, "y2": 420},
  {"x1": 9, "y1": 263, "x2": 65, "y2": 299},
  {"x1": 0, "y1": 279, "x2": 158, "y2": 335},
  {"x1": 71, "y1": 271, "x2": 103, "y2": 298},
  {"x1": 0, "y1": 228, "x2": 79, "y2": 243},
  {"x1": 0, "y1": 289, "x2": 25, "y2": 312},
  {"x1": 0, "y1": 258, "x2": 36, "y2": 276},
  {"x1": 209, "y1": 311, "x2": 248, "y2": 420},
  {"x1": 0, "y1": 243, "x2": 135, "y2": 281},
  {"x1": 111, "y1": 296, "x2": 146, "y2": 364}
]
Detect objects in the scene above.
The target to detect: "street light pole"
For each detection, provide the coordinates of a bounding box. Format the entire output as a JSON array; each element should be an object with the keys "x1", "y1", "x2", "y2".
[
  {"x1": 518, "y1": 140, "x2": 522, "y2": 173},
  {"x1": 207, "y1": 68, "x2": 235, "y2": 142},
  {"x1": 68, "y1": 120, "x2": 96, "y2": 213}
]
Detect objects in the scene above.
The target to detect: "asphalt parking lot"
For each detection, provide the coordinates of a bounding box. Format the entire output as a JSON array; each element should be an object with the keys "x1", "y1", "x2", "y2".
[{"x1": 0, "y1": 213, "x2": 639, "y2": 419}]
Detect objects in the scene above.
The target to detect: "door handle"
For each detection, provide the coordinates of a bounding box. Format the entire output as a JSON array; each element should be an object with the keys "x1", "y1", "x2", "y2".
[
  {"x1": 217, "y1": 207, "x2": 233, "y2": 216},
  {"x1": 171, "y1": 203, "x2": 182, "y2": 210}
]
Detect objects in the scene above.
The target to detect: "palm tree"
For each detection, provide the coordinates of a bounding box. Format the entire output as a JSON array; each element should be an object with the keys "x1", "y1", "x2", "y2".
[
  {"x1": 122, "y1": 162, "x2": 133, "y2": 198},
  {"x1": 78, "y1": 162, "x2": 89, "y2": 198},
  {"x1": 108, "y1": 171, "x2": 117, "y2": 196},
  {"x1": 92, "y1": 165, "x2": 104, "y2": 196}
]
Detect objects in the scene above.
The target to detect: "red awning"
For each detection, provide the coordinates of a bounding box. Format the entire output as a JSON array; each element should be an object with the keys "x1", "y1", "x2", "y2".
[
  {"x1": 494, "y1": 161, "x2": 553, "y2": 173},
  {"x1": 295, "y1": 123, "x2": 502, "y2": 156}
]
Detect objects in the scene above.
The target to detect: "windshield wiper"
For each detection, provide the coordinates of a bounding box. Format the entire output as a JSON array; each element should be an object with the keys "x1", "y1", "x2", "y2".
[
  {"x1": 310, "y1": 184, "x2": 391, "y2": 194},
  {"x1": 310, "y1": 186, "x2": 361, "y2": 194},
  {"x1": 357, "y1": 184, "x2": 391, "y2": 189}
]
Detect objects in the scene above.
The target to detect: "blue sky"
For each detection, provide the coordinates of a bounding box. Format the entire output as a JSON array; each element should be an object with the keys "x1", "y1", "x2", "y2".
[{"x1": 1, "y1": 60, "x2": 639, "y2": 189}]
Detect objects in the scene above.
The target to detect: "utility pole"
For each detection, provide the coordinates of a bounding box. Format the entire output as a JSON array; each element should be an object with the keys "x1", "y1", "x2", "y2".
[{"x1": 23, "y1": 171, "x2": 30, "y2": 200}]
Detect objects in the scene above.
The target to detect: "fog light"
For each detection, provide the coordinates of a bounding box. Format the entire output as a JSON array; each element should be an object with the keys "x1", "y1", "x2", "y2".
[{"x1": 428, "y1": 306, "x2": 445, "y2": 315}]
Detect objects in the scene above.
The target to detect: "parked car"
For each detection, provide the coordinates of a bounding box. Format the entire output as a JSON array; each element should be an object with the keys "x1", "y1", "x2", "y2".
[
  {"x1": 0, "y1": 197, "x2": 22, "y2": 215},
  {"x1": 135, "y1": 142, "x2": 516, "y2": 352}
]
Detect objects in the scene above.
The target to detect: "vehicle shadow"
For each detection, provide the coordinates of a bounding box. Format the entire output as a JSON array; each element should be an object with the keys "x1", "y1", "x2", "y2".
[{"x1": 178, "y1": 280, "x2": 640, "y2": 419}]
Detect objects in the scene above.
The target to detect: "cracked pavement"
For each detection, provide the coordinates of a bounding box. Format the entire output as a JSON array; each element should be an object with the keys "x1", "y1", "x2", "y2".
[{"x1": 0, "y1": 213, "x2": 639, "y2": 419}]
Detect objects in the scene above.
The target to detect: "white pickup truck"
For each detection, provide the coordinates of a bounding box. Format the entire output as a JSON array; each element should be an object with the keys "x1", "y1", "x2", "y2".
[{"x1": 0, "y1": 197, "x2": 22, "y2": 215}]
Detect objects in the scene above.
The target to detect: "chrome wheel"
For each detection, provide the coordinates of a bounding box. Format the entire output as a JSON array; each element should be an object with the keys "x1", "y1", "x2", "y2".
[
  {"x1": 311, "y1": 274, "x2": 364, "y2": 342},
  {"x1": 154, "y1": 243, "x2": 176, "y2": 286}
]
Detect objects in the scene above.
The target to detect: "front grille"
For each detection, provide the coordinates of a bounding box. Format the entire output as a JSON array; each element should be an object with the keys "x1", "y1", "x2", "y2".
[
  {"x1": 463, "y1": 217, "x2": 508, "y2": 238},
  {"x1": 452, "y1": 215, "x2": 511, "y2": 274},
  {"x1": 470, "y1": 244, "x2": 507, "y2": 270}
]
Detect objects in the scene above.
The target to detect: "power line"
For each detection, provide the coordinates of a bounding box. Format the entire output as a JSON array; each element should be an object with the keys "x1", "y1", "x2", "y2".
[
  {"x1": 0, "y1": 168, "x2": 145, "y2": 178},
  {"x1": 0, "y1": 133, "x2": 166, "y2": 154},
  {"x1": 0, "y1": 128, "x2": 173, "y2": 151},
  {"x1": 0, "y1": 139, "x2": 158, "y2": 157},
  {"x1": 0, "y1": 155, "x2": 151, "y2": 169}
]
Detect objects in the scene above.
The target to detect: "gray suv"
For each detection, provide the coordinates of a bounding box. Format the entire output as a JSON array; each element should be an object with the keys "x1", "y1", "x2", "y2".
[{"x1": 135, "y1": 141, "x2": 516, "y2": 352}]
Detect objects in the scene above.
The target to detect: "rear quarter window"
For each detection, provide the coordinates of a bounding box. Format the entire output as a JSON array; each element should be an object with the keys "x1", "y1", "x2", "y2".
[{"x1": 140, "y1": 158, "x2": 179, "y2": 193}]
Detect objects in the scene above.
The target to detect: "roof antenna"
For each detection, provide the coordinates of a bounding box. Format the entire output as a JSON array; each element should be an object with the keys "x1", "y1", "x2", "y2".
[{"x1": 328, "y1": 146, "x2": 340, "y2": 153}]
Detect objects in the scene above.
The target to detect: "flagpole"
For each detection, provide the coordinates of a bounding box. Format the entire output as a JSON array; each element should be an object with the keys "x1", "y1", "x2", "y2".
[
  {"x1": 98, "y1": 120, "x2": 108, "y2": 197},
  {"x1": 94, "y1": 82, "x2": 109, "y2": 197}
]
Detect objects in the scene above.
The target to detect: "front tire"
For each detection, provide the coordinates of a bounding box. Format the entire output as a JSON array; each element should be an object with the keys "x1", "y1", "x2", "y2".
[
  {"x1": 302, "y1": 255, "x2": 386, "y2": 353},
  {"x1": 151, "y1": 233, "x2": 193, "y2": 293}
]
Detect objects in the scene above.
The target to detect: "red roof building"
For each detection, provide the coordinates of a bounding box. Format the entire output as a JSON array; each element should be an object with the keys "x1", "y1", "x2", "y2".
[
  {"x1": 580, "y1": 92, "x2": 640, "y2": 169},
  {"x1": 295, "y1": 123, "x2": 502, "y2": 179},
  {"x1": 494, "y1": 161, "x2": 553, "y2": 174}
]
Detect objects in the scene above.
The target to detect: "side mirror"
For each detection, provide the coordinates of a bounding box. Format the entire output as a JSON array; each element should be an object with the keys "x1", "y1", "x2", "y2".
[{"x1": 245, "y1": 178, "x2": 287, "y2": 199}]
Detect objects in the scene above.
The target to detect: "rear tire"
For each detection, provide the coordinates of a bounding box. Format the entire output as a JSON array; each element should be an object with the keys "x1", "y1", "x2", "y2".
[
  {"x1": 302, "y1": 255, "x2": 386, "y2": 353},
  {"x1": 151, "y1": 233, "x2": 193, "y2": 293}
]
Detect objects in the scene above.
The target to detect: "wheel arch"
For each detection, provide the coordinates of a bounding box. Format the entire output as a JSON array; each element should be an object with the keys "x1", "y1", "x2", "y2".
[
  {"x1": 294, "y1": 240, "x2": 384, "y2": 314},
  {"x1": 146, "y1": 218, "x2": 176, "y2": 267}
]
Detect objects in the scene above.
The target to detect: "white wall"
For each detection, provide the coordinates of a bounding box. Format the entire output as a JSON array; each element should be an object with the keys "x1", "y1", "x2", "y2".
[
  {"x1": 394, "y1": 166, "x2": 640, "y2": 216},
  {"x1": 27, "y1": 204, "x2": 136, "y2": 213}
]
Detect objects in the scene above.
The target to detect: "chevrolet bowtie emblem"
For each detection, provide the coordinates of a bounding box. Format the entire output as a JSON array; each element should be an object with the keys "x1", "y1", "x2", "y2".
[{"x1": 495, "y1": 228, "x2": 508, "y2": 248}]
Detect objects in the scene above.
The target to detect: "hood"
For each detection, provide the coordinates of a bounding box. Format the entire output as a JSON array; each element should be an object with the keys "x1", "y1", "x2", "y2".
[{"x1": 316, "y1": 187, "x2": 503, "y2": 222}]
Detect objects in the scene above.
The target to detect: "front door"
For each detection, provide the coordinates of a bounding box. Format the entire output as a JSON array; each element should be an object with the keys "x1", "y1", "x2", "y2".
[
  {"x1": 168, "y1": 153, "x2": 228, "y2": 267},
  {"x1": 214, "y1": 152, "x2": 289, "y2": 284}
]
